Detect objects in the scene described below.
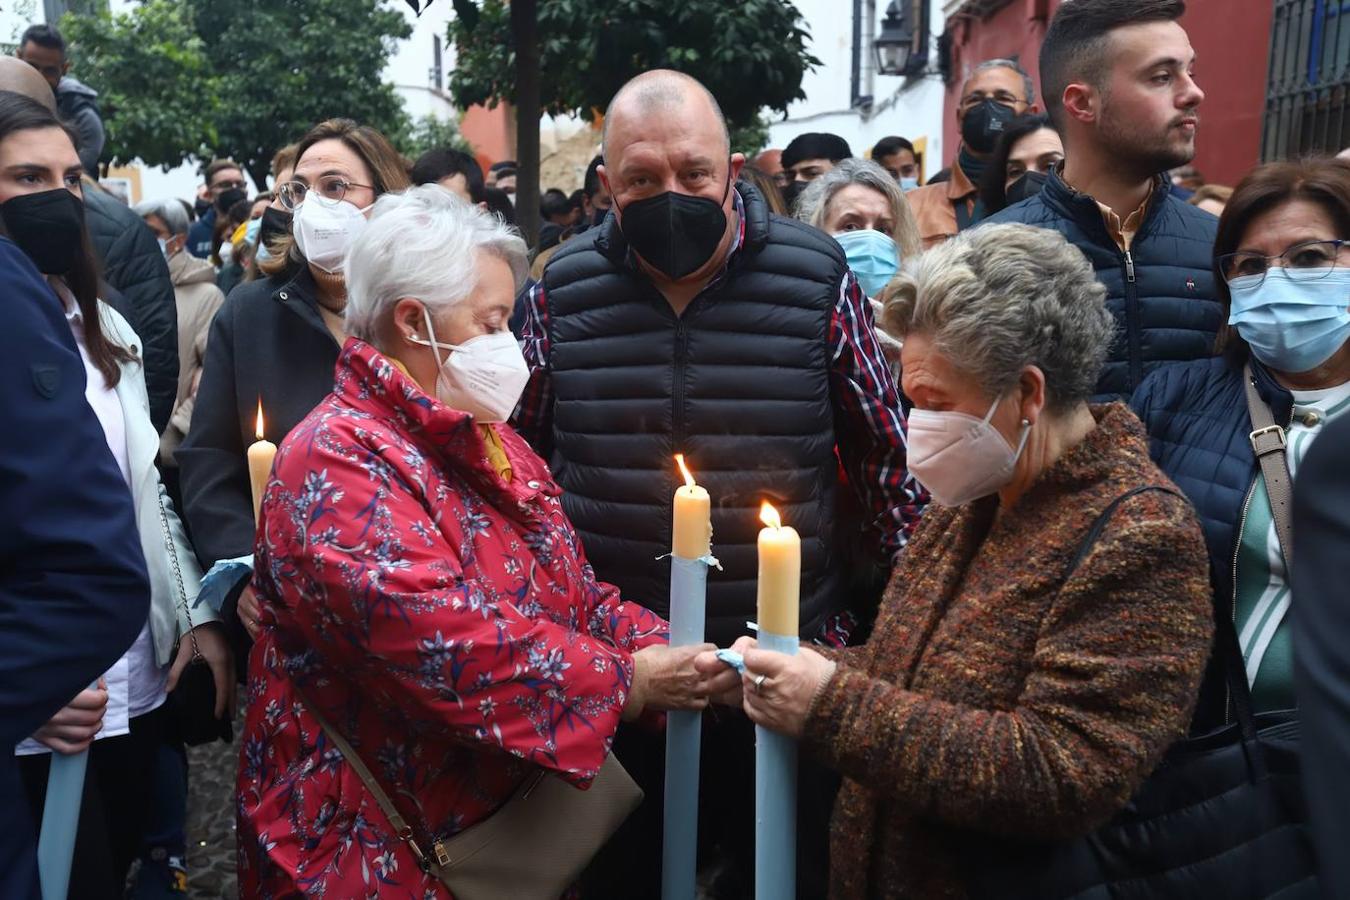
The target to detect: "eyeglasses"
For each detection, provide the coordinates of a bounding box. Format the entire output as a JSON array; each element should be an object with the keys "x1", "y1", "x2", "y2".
[
  {"x1": 277, "y1": 177, "x2": 375, "y2": 210},
  {"x1": 1218, "y1": 239, "x2": 1350, "y2": 287},
  {"x1": 959, "y1": 90, "x2": 1027, "y2": 112}
]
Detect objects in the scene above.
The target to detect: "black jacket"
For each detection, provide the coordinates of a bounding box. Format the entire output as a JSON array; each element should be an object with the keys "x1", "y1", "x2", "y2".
[
  {"x1": 986, "y1": 169, "x2": 1222, "y2": 401},
  {"x1": 533, "y1": 183, "x2": 853, "y2": 644},
  {"x1": 0, "y1": 239, "x2": 149, "y2": 899},
  {"x1": 1130, "y1": 354, "x2": 1294, "y2": 731},
  {"x1": 178, "y1": 267, "x2": 341, "y2": 570},
  {"x1": 1292, "y1": 411, "x2": 1350, "y2": 898},
  {"x1": 83, "y1": 182, "x2": 179, "y2": 434}
]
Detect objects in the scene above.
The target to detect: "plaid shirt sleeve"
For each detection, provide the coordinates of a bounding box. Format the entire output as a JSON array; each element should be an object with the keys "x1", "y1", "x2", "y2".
[
  {"x1": 828, "y1": 272, "x2": 927, "y2": 563},
  {"x1": 510, "y1": 281, "x2": 554, "y2": 455}
]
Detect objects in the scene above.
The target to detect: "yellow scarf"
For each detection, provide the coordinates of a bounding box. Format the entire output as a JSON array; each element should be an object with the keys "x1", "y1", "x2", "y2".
[{"x1": 387, "y1": 356, "x2": 512, "y2": 481}]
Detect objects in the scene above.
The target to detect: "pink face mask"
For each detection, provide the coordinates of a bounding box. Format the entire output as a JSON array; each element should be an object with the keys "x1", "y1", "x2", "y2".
[{"x1": 905, "y1": 396, "x2": 1030, "y2": 507}]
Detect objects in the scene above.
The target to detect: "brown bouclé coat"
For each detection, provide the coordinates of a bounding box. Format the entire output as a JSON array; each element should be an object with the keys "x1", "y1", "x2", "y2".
[{"x1": 804, "y1": 404, "x2": 1214, "y2": 899}]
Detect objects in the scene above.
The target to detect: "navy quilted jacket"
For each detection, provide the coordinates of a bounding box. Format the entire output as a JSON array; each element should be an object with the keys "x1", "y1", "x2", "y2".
[
  {"x1": 986, "y1": 169, "x2": 1222, "y2": 402},
  {"x1": 1130, "y1": 354, "x2": 1294, "y2": 730}
]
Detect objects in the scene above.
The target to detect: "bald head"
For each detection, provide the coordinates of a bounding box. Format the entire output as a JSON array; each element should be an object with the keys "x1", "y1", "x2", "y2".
[
  {"x1": 0, "y1": 58, "x2": 57, "y2": 111},
  {"x1": 602, "y1": 70, "x2": 730, "y2": 161}
]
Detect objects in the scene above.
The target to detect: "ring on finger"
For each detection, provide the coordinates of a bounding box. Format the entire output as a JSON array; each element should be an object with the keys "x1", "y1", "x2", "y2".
[{"x1": 752, "y1": 673, "x2": 767, "y2": 693}]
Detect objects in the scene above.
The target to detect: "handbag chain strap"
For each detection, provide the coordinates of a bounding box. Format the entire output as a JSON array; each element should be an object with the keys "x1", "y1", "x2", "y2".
[
  {"x1": 293, "y1": 684, "x2": 452, "y2": 877},
  {"x1": 1241, "y1": 362, "x2": 1295, "y2": 564},
  {"x1": 156, "y1": 491, "x2": 200, "y2": 661}
]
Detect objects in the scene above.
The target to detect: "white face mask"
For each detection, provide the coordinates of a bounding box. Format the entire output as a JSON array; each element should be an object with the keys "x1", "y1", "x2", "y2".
[
  {"x1": 408, "y1": 307, "x2": 530, "y2": 423},
  {"x1": 906, "y1": 396, "x2": 1031, "y2": 507},
  {"x1": 292, "y1": 197, "x2": 369, "y2": 273}
]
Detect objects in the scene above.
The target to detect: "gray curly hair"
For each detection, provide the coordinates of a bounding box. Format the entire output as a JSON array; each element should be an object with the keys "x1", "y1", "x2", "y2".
[
  {"x1": 794, "y1": 158, "x2": 922, "y2": 261},
  {"x1": 882, "y1": 223, "x2": 1116, "y2": 410}
]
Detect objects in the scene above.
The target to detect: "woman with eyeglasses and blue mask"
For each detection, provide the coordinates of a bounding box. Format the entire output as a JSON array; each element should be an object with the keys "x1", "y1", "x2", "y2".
[
  {"x1": 796, "y1": 158, "x2": 923, "y2": 370},
  {"x1": 176, "y1": 118, "x2": 411, "y2": 651},
  {"x1": 1132, "y1": 157, "x2": 1350, "y2": 731}
]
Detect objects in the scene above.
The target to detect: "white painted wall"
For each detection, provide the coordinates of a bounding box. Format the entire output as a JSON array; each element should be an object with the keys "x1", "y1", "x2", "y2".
[{"x1": 767, "y1": 0, "x2": 947, "y2": 180}]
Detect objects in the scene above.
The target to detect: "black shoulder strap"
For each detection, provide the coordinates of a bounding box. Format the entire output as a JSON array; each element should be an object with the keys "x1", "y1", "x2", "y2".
[
  {"x1": 1063, "y1": 484, "x2": 1263, "y2": 749},
  {"x1": 1061, "y1": 485, "x2": 1182, "y2": 582}
]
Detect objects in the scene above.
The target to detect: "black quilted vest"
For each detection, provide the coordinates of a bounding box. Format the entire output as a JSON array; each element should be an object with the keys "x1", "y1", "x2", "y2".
[{"x1": 540, "y1": 184, "x2": 849, "y2": 643}]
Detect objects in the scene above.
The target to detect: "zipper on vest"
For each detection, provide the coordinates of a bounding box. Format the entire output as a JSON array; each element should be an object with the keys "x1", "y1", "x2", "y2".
[
  {"x1": 1224, "y1": 476, "x2": 1259, "y2": 725},
  {"x1": 1124, "y1": 249, "x2": 1136, "y2": 283},
  {"x1": 673, "y1": 319, "x2": 689, "y2": 448}
]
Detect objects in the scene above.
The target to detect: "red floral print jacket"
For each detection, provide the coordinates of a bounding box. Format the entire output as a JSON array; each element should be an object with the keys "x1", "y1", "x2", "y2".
[{"x1": 236, "y1": 339, "x2": 667, "y2": 898}]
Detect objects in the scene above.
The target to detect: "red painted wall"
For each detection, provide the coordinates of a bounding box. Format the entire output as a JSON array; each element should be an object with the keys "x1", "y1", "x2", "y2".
[{"x1": 941, "y1": 0, "x2": 1272, "y2": 187}]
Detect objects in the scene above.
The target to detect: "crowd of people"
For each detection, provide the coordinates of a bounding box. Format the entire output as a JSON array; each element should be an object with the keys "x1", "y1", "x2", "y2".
[{"x1": 2, "y1": 0, "x2": 1348, "y2": 898}]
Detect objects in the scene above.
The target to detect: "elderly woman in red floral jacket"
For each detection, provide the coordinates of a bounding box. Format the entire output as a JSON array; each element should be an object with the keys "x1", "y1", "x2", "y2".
[{"x1": 236, "y1": 185, "x2": 722, "y2": 897}]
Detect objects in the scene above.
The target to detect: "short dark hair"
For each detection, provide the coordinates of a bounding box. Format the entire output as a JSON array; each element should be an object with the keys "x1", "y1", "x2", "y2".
[
  {"x1": 1212, "y1": 158, "x2": 1350, "y2": 362},
  {"x1": 19, "y1": 24, "x2": 65, "y2": 57},
  {"x1": 583, "y1": 155, "x2": 604, "y2": 197},
  {"x1": 541, "y1": 189, "x2": 572, "y2": 220},
  {"x1": 490, "y1": 160, "x2": 517, "y2": 177},
  {"x1": 1040, "y1": 0, "x2": 1186, "y2": 131},
  {"x1": 483, "y1": 186, "x2": 516, "y2": 226},
  {"x1": 870, "y1": 136, "x2": 915, "y2": 161},
  {"x1": 781, "y1": 132, "x2": 852, "y2": 170},
  {"x1": 410, "y1": 147, "x2": 486, "y2": 203}
]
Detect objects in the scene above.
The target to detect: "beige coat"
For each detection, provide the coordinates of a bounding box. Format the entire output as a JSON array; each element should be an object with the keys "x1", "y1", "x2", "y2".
[{"x1": 160, "y1": 250, "x2": 225, "y2": 464}]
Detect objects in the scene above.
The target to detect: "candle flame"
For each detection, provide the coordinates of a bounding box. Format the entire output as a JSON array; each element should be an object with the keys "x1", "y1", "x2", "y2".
[
  {"x1": 760, "y1": 500, "x2": 782, "y2": 530},
  {"x1": 255, "y1": 400, "x2": 265, "y2": 441},
  {"x1": 674, "y1": 453, "x2": 697, "y2": 490}
]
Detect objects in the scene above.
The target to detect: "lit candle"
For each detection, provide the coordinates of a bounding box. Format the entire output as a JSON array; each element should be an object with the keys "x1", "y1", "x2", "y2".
[
  {"x1": 247, "y1": 400, "x2": 277, "y2": 522},
  {"x1": 663, "y1": 454, "x2": 712, "y2": 900},
  {"x1": 756, "y1": 501, "x2": 800, "y2": 637},
  {"x1": 754, "y1": 500, "x2": 800, "y2": 900},
  {"x1": 672, "y1": 454, "x2": 711, "y2": 560}
]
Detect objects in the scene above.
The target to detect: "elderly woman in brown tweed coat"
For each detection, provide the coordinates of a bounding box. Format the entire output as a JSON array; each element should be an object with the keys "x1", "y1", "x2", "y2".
[{"x1": 699, "y1": 223, "x2": 1215, "y2": 899}]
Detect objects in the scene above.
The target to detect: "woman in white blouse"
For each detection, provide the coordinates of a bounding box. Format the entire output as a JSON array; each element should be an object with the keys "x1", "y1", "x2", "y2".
[{"x1": 0, "y1": 93, "x2": 233, "y2": 897}]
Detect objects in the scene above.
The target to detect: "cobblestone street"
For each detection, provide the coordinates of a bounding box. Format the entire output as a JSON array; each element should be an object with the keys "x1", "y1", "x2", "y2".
[{"x1": 185, "y1": 712, "x2": 242, "y2": 899}]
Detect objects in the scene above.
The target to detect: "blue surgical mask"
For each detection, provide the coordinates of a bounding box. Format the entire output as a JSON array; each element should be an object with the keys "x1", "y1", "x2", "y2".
[
  {"x1": 899, "y1": 176, "x2": 919, "y2": 191},
  {"x1": 835, "y1": 229, "x2": 900, "y2": 298},
  {"x1": 1228, "y1": 267, "x2": 1350, "y2": 373},
  {"x1": 244, "y1": 216, "x2": 262, "y2": 245}
]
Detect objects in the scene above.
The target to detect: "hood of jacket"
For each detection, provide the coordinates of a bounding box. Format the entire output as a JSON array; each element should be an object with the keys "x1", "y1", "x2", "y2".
[{"x1": 57, "y1": 75, "x2": 98, "y2": 99}]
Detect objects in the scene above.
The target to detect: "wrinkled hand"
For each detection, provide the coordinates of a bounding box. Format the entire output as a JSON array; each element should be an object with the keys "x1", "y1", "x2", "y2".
[
  {"x1": 625, "y1": 643, "x2": 718, "y2": 719},
  {"x1": 34, "y1": 680, "x2": 108, "y2": 755},
  {"x1": 168, "y1": 621, "x2": 237, "y2": 719},
  {"x1": 741, "y1": 645, "x2": 837, "y2": 739},
  {"x1": 694, "y1": 635, "x2": 757, "y2": 708},
  {"x1": 237, "y1": 585, "x2": 261, "y2": 639}
]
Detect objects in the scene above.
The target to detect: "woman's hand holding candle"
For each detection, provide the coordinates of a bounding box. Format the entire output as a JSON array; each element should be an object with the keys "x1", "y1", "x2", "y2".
[{"x1": 738, "y1": 645, "x2": 837, "y2": 739}]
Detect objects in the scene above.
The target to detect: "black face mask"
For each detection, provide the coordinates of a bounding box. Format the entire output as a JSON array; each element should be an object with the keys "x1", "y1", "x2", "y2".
[
  {"x1": 215, "y1": 186, "x2": 247, "y2": 215},
  {"x1": 617, "y1": 178, "x2": 729, "y2": 281},
  {"x1": 1, "y1": 188, "x2": 86, "y2": 275},
  {"x1": 782, "y1": 179, "x2": 805, "y2": 211},
  {"x1": 1005, "y1": 170, "x2": 1049, "y2": 207},
  {"x1": 258, "y1": 205, "x2": 292, "y2": 246},
  {"x1": 590, "y1": 207, "x2": 608, "y2": 228},
  {"x1": 961, "y1": 99, "x2": 1017, "y2": 155}
]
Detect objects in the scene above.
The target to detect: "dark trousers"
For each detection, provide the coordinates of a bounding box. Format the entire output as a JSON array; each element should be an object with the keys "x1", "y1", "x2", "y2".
[
  {"x1": 18, "y1": 705, "x2": 170, "y2": 900},
  {"x1": 583, "y1": 709, "x2": 838, "y2": 899}
]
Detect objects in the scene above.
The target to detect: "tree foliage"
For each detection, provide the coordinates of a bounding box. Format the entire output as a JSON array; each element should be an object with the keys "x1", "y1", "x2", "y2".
[
  {"x1": 65, "y1": 0, "x2": 413, "y2": 189},
  {"x1": 62, "y1": 1, "x2": 220, "y2": 171},
  {"x1": 446, "y1": 0, "x2": 819, "y2": 131},
  {"x1": 397, "y1": 113, "x2": 473, "y2": 159}
]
